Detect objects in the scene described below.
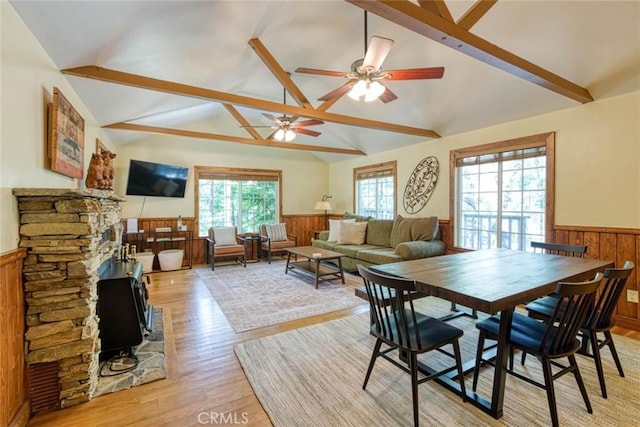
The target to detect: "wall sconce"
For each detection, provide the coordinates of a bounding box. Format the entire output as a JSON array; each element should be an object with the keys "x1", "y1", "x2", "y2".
[{"x1": 314, "y1": 195, "x2": 332, "y2": 229}]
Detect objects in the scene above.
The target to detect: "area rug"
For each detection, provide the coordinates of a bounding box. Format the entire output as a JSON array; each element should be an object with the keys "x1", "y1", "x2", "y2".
[
  {"x1": 197, "y1": 261, "x2": 366, "y2": 333},
  {"x1": 94, "y1": 307, "x2": 166, "y2": 397},
  {"x1": 235, "y1": 297, "x2": 640, "y2": 426}
]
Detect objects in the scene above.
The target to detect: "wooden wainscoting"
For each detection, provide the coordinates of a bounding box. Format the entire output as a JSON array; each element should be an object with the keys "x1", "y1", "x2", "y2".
[
  {"x1": 552, "y1": 225, "x2": 640, "y2": 331},
  {"x1": 1, "y1": 248, "x2": 29, "y2": 427}
]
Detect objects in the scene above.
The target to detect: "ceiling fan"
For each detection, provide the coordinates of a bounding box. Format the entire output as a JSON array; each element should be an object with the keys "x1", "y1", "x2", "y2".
[
  {"x1": 295, "y1": 11, "x2": 445, "y2": 103},
  {"x1": 244, "y1": 85, "x2": 324, "y2": 142}
]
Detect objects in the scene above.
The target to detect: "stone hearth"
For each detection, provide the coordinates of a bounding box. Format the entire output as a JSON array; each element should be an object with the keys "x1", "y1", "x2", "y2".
[{"x1": 13, "y1": 188, "x2": 123, "y2": 410}]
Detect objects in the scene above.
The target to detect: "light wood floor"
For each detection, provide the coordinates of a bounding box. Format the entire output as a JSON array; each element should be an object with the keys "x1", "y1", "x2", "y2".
[{"x1": 27, "y1": 265, "x2": 639, "y2": 427}]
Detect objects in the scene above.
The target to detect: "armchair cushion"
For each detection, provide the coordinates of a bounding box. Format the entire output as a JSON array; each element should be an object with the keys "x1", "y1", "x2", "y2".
[
  {"x1": 213, "y1": 226, "x2": 237, "y2": 246},
  {"x1": 264, "y1": 223, "x2": 287, "y2": 242}
]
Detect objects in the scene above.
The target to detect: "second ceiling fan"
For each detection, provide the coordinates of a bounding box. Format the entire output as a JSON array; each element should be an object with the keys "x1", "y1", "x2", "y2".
[{"x1": 296, "y1": 11, "x2": 445, "y2": 103}]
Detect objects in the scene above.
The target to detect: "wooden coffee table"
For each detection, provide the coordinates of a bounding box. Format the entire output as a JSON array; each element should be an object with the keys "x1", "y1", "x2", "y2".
[{"x1": 284, "y1": 246, "x2": 345, "y2": 289}]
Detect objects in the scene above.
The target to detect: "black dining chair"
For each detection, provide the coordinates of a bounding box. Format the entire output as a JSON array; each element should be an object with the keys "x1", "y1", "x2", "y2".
[
  {"x1": 357, "y1": 265, "x2": 467, "y2": 427},
  {"x1": 523, "y1": 261, "x2": 634, "y2": 398},
  {"x1": 472, "y1": 273, "x2": 604, "y2": 427},
  {"x1": 530, "y1": 241, "x2": 587, "y2": 257}
]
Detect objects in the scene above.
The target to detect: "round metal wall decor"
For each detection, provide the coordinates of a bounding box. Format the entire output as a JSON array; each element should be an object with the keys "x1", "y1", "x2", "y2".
[{"x1": 403, "y1": 156, "x2": 439, "y2": 214}]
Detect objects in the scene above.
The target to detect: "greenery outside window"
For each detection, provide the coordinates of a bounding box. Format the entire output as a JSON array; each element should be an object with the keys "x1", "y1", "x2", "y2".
[
  {"x1": 195, "y1": 167, "x2": 282, "y2": 237},
  {"x1": 450, "y1": 132, "x2": 555, "y2": 251},
  {"x1": 354, "y1": 161, "x2": 397, "y2": 219}
]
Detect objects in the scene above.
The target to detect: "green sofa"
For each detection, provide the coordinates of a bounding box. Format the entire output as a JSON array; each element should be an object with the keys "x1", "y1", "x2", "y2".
[{"x1": 311, "y1": 213, "x2": 445, "y2": 272}]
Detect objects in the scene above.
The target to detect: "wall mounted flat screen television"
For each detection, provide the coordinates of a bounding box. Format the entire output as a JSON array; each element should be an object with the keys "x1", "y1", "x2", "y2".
[{"x1": 125, "y1": 159, "x2": 189, "y2": 198}]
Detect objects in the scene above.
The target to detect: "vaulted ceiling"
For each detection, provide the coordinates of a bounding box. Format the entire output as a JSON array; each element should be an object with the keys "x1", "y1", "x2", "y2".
[{"x1": 10, "y1": 0, "x2": 640, "y2": 163}]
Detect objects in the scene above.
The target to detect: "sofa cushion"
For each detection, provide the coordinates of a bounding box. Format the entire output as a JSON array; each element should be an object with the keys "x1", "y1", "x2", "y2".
[
  {"x1": 332, "y1": 243, "x2": 383, "y2": 258},
  {"x1": 366, "y1": 218, "x2": 393, "y2": 247},
  {"x1": 356, "y1": 248, "x2": 403, "y2": 265},
  {"x1": 390, "y1": 215, "x2": 413, "y2": 248},
  {"x1": 343, "y1": 212, "x2": 371, "y2": 222},
  {"x1": 390, "y1": 215, "x2": 439, "y2": 247},
  {"x1": 337, "y1": 221, "x2": 368, "y2": 244},
  {"x1": 312, "y1": 239, "x2": 338, "y2": 251},
  {"x1": 395, "y1": 240, "x2": 445, "y2": 260},
  {"x1": 327, "y1": 218, "x2": 356, "y2": 242},
  {"x1": 410, "y1": 216, "x2": 439, "y2": 241}
]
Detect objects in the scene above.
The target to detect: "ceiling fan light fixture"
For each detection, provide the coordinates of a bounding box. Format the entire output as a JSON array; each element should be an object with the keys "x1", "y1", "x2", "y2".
[
  {"x1": 348, "y1": 79, "x2": 368, "y2": 100},
  {"x1": 273, "y1": 127, "x2": 296, "y2": 142},
  {"x1": 273, "y1": 128, "x2": 286, "y2": 141},
  {"x1": 348, "y1": 79, "x2": 385, "y2": 102},
  {"x1": 365, "y1": 80, "x2": 385, "y2": 102},
  {"x1": 283, "y1": 129, "x2": 296, "y2": 142}
]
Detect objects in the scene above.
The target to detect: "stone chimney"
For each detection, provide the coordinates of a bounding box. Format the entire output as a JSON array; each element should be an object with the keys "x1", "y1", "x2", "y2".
[{"x1": 13, "y1": 188, "x2": 123, "y2": 411}]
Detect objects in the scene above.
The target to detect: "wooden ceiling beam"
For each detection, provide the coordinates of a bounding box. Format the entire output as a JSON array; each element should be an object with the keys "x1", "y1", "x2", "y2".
[
  {"x1": 248, "y1": 38, "x2": 313, "y2": 109},
  {"x1": 103, "y1": 122, "x2": 366, "y2": 155},
  {"x1": 62, "y1": 66, "x2": 440, "y2": 138},
  {"x1": 223, "y1": 104, "x2": 264, "y2": 140},
  {"x1": 457, "y1": 0, "x2": 498, "y2": 31},
  {"x1": 346, "y1": 0, "x2": 593, "y2": 103},
  {"x1": 417, "y1": 1, "x2": 453, "y2": 23}
]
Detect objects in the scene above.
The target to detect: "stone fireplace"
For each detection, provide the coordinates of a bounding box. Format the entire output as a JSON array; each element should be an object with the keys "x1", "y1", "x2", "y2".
[{"x1": 13, "y1": 188, "x2": 123, "y2": 411}]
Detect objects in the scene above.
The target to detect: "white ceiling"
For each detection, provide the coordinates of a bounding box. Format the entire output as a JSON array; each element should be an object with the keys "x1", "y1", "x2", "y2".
[{"x1": 10, "y1": 0, "x2": 640, "y2": 162}]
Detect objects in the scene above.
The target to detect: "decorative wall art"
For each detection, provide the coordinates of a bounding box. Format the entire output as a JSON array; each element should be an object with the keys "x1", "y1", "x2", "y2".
[
  {"x1": 48, "y1": 87, "x2": 84, "y2": 178},
  {"x1": 403, "y1": 156, "x2": 439, "y2": 214}
]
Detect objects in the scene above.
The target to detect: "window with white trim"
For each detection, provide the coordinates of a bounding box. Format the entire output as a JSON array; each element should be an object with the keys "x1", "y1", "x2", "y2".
[
  {"x1": 195, "y1": 167, "x2": 281, "y2": 237},
  {"x1": 354, "y1": 161, "x2": 397, "y2": 219},
  {"x1": 451, "y1": 133, "x2": 555, "y2": 251}
]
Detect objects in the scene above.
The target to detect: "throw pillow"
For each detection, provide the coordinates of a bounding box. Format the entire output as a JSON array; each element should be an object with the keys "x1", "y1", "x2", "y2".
[
  {"x1": 337, "y1": 221, "x2": 368, "y2": 245},
  {"x1": 327, "y1": 218, "x2": 356, "y2": 242},
  {"x1": 265, "y1": 223, "x2": 287, "y2": 242},
  {"x1": 410, "y1": 216, "x2": 439, "y2": 241},
  {"x1": 390, "y1": 215, "x2": 413, "y2": 248},
  {"x1": 214, "y1": 227, "x2": 237, "y2": 246}
]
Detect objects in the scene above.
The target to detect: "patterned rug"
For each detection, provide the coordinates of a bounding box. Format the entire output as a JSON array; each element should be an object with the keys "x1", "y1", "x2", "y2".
[
  {"x1": 235, "y1": 297, "x2": 640, "y2": 426},
  {"x1": 197, "y1": 260, "x2": 367, "y2": 333},
  {"x1": 94, "y1": 307, "x2": 166, "y2": 397}
]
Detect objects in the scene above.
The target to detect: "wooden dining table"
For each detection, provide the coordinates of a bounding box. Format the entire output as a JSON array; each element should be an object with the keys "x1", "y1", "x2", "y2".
[{"x1": 372, "y1": 248, "x2": 614, "y2": 419}]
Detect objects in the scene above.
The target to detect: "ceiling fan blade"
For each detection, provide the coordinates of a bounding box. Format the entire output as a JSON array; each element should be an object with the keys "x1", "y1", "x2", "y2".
[
  {"x1": 378, "y1": 85, "x2": 398, "y2": 103},
  {"x1": 362, "y1": 36, "x2": 394, "y2": 71},
  {"x1": 318, "y1": 81, "x2": 356, "y2": 101},
  {"x1": 262, "y1": 113, "x2": 284, "y2": 126},
  {"x1": 295, "y1": 128, "x2": 321, "y2": 137},
  {"x1": 239, "y1": 125, "x2": 273, "y2": 128},
  {"x1": 384, "y1": 67, "x2": 445, "y2": 80},
  {"x1": 295, "y1": 67, "x2": 346, "y2": 78},
  {"x1": 294, "y1": 119, "x2": 324, "y2": 128}
]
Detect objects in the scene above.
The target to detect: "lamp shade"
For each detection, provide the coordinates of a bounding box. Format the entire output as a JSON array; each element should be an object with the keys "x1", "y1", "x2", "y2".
[{"x1": 314, "y1": 201, "x2": 332, "y2": 210}]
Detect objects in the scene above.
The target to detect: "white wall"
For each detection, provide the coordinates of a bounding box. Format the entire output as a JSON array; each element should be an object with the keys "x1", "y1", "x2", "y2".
[
  {"x1": 328, "y1": 91, "x2": 640, "y2": 229},
  {"x1": 0, "y1": 2, "x2": 117, "y2": 253},
  {"x1": 115, "y1": 131, "x2": 330, "y2": 219}
]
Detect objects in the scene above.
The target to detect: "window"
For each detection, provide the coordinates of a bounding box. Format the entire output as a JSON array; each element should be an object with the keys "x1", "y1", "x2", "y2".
[
  {"x1": 450, "y1": 133, "x2": 555, "y2": 251},
  {"x1": 195, "y1": 167, "x2": 281, "y2": 237},
  {"x1": 354, "y1": 161, "x2": 397, "y2": 219}
]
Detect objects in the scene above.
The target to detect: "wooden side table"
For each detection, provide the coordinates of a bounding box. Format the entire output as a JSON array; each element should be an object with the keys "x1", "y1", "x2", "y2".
[{"x1": 239, "y1": 234, "x2": 262, "y2": 262}]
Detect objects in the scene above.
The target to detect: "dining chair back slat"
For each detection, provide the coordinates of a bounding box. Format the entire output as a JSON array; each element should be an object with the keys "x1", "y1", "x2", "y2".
[{"x1": 531, "y1": 241, "x2": 587, "y2": 257}]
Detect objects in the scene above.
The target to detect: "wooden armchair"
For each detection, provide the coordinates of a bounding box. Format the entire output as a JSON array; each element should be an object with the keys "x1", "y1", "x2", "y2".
[
  {"x1": 259, "y1": 223, "x2": 297, "y2": 264},
  {"x1": 207, "y1": 227, "x2": 247, "y2": 271}
]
